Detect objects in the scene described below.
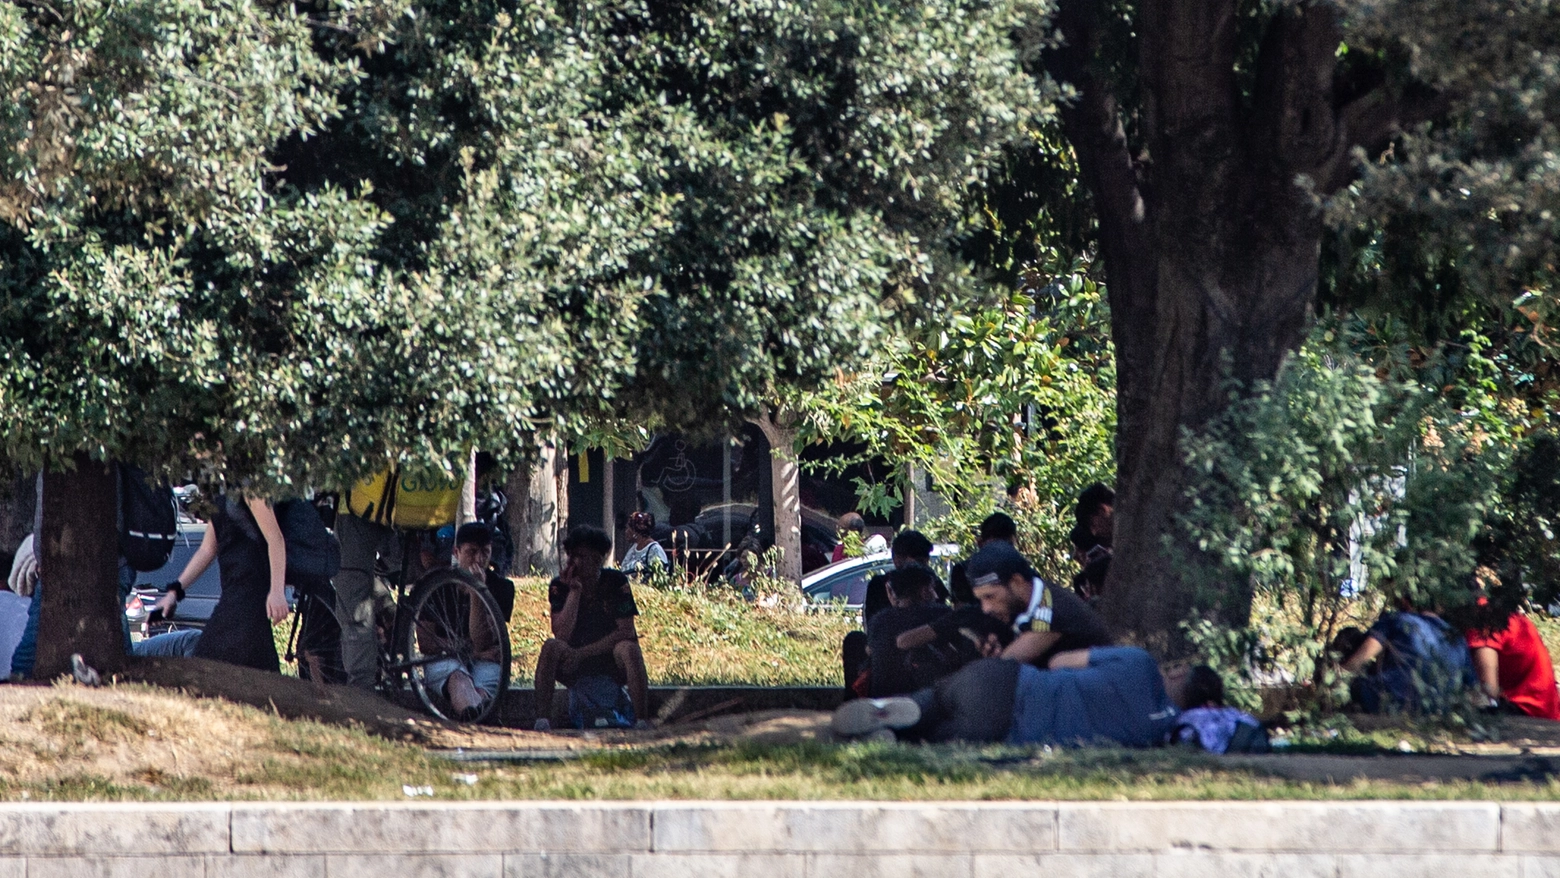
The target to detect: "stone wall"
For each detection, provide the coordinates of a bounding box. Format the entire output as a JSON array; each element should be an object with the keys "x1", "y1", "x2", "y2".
[{"x1": 0, "y1": 800, "x2": 1555, "y2": 876}]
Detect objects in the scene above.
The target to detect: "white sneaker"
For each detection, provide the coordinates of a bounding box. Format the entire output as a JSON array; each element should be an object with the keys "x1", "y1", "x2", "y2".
[
  {"x1": 831, "y1": 697, "x2": 920, "y2": 739},
  {"x1": 532, "y1": 718, "x2": 551, "y2": 732}
]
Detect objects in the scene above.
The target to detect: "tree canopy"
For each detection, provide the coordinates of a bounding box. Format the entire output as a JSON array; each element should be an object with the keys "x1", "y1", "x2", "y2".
[{"x1": 0, "y1": 0, "x2": 1054, "y2": 491}]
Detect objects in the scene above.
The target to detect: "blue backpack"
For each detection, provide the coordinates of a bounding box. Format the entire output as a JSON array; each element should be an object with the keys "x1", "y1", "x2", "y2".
[{"x1": 568, "y1": 675, "x2": 635, "y2": 729}]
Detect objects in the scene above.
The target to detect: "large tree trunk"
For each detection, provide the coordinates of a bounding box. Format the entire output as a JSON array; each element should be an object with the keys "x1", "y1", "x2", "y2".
[
  {"x1": 504, "y1": 436, "x2": 562, "y2": 576},
  {"x1": 1047, "y1": 0, "x2": 1362, "y2": 653},
  {"x1": 36, "y1": 454, "x2": 124, "y2": 678},
  {"x1": 752, "y1": 410, "x2": 802, "y2": 584}
]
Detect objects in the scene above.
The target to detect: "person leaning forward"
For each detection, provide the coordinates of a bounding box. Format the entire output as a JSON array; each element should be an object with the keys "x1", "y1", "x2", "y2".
[
  {"x1": 961, "y1": 541, "x2": 1112, "y2": 667},
  {"x1": 533, "y1": 525, "x2": 650, "y2": 730}
]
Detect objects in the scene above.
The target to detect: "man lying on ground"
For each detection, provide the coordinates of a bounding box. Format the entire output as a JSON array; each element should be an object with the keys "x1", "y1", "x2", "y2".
[{"x1": 832, "y1": 646, "x2": 1185, "y2": 748}]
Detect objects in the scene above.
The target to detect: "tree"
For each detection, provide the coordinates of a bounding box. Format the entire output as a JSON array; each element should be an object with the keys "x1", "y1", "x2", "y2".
[
  {"x1": 1039, "y1": 0, "x2": 1560, "y2": 651},
  {"x1": 1, "y1": 0, "x2": 1049, "y2": 671},
  {"x1": 793, "y1": 257, "x2": 1116, "y2": 582}
]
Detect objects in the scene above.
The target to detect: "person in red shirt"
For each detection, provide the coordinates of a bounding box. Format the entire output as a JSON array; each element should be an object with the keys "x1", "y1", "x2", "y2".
[{"x1": 1464, "y1": 609, "x2": 1560, "y2": 720}]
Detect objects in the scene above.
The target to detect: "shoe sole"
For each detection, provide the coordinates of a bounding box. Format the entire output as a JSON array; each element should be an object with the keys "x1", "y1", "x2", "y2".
[{"x1": 831, "y1": 698, "x2": 921, "y2": 738}]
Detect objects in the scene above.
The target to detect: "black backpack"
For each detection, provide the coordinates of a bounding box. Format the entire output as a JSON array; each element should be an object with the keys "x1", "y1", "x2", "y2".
[
  {"x1": 275, "y1": 498, "x2": 341, "y2": 593},
  {"x1": 118, "y1": 464, "x2": 177, "y2": 573}
]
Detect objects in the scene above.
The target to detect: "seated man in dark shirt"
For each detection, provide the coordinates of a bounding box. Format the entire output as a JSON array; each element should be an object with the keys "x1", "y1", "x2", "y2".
[
  {"x1": 962, "y1": 541, "x2": 1113, "y2": 667},
  {"x1": 533, "y1": 526, "x2": 649, "y2": 730},
  {"x1": 864, "y1": 565, "x2": 950, "y2": 697},
  {"x1": 424, "y1": 522, "x2": 516, "y2": 719},
  {"x1": 843, "y1": 529, "x2": 945, "y2": 695}
]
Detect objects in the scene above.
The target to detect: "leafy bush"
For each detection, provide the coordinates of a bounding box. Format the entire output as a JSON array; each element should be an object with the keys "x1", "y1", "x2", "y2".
[{"x1": 1176, "y1": 322, "x2": 1528, "y2": 709}]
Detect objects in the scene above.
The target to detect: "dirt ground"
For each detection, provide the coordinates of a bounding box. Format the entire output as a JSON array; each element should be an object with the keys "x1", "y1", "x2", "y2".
[{"x1": 16, "y1": 660, "x2": 1560, "y2": 793}]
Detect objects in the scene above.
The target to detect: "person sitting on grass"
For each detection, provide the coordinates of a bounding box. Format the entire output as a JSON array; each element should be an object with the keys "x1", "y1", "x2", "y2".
[
  {"x1": 1336, "y1": 596, "x2": 1473, "y2": 715},
  {"x1": 420, "y1": 522, "x2": 515, "y2": 720},
  {"x1": 977, "y1": 511, "x2": 1017, "y2": 548},
  {"x1": 1454, "y1": 568, "x2": 1560, "y2": 720},
  {"x1": 533, "y1": 525, "x2": 649, "y2": 731},
  {"x1": 832, "y1": 646, "x2": 1188, "y2": 748},
  {"x1": 891, "y1": 561, "x2": 1013, "y2": 680},
  {"x1": 842, "y1": 529, "x2": 945, "y2": 697},
  {"x1": 960, "y1": 541, "x2": 1113, "y2": 668},
  {"x1": 859, "y1": 565, "x2": 951, "y2": 698}
]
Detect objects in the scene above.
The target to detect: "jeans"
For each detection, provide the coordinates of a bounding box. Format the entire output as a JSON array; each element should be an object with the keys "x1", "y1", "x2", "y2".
[
  {"x1": 131, "y1": 629, "x2": 202, "y2": 658},
  {"x1": 422, "y1": 658, "x2": 503, "y2": 700}
]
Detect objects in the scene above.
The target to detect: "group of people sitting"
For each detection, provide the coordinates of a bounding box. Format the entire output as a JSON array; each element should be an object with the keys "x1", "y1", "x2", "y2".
[
  {"x1": 832, "y1": 523, "x2": 1260, "y2": 752},
  {"x1": 1333, "y1": 578, "x2": 1560, "y2": 721},
  {"x1": 831, "y1": 495, "x2": 1560, "y2": 748}
]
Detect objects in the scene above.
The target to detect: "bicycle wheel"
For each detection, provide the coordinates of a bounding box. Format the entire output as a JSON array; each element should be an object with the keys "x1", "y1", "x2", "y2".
[
  {"x1": 393, "y1": 568, "x2": 511, "y2": 724},
  {"x1": 286, "y1": 584, "x2": 350, "y2": 686}
]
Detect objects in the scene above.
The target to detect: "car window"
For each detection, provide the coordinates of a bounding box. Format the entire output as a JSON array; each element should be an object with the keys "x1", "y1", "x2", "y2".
[{"x1": 831, "y1": 569, "x2": 871, "y2": 604}]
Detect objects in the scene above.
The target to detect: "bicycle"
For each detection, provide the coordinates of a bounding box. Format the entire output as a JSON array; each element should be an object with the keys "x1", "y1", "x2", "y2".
[{"x1": 285, "y1": 561, "x2": 512, "y2": 725}]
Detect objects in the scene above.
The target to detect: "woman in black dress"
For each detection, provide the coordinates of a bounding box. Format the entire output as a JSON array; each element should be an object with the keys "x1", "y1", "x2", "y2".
[{"x1": 141, "y1": 494, "x2": 289, "y2": 671}]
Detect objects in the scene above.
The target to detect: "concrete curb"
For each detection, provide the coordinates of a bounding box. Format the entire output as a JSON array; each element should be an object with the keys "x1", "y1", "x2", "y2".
[{"x1": 0, "y1": 801, "x2": 1553, "y2": 876}]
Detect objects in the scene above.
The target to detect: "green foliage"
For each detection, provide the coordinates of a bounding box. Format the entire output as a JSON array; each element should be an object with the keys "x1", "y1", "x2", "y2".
[
  {"x1": 1177, "y1": 319, "x2": 1545, "y2": 705},
  {"x1": 793, "y1": 256, "x2": 1115, "y2": 582},
  {"x1": 0, "y1": 0, "x2": 1053, "y2": 491}
]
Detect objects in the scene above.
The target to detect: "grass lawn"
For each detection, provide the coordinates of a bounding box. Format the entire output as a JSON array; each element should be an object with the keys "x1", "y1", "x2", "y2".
[
  {"x1": 505, "y1": 576, "x2": 857, "y2": 686},
  {"x1": 7, "y1": 679, "x2": 1560, "y2": 803}
]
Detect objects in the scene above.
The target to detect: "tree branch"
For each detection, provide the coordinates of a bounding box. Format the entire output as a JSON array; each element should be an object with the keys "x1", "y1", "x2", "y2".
[{"x1": 1044, "y1": 0, "x2": 1149, "y2": 306}]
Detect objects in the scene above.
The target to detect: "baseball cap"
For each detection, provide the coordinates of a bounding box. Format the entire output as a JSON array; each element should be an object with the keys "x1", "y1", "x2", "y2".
[{"x1": 963, "y1": 542, "x2": 1036, "y2": 589}]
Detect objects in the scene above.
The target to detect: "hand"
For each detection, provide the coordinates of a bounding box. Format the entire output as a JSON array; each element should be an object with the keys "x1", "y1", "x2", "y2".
[
  {"x1": 266, "y1": 590, "x2": 290, "y2": 624},
  {"x1": 153, "y1": 592, "x2": 179, "y2": 618},
  {"x1": 977, "y1": 633, "x2": 1004, "y2": 659}
]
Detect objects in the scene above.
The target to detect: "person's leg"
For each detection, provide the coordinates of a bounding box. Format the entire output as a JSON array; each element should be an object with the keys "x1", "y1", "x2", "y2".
[
  {"x1": 842, "y1": 630, "x2": 867, "y2": 697},
  {"x1": 11, "y1": 580, "x2": 42, "y2": 678},
  {"x1": 335, "y1": 513, "x2": 392, "y2": 689},
  {"x1": 533, "y1": 639, "x2": 566, "y2": 728},
  {"x1": 927, "y1": 657, "x2": 1021, "y2": 743},
  {"x1": 131, "y1": 629, "x2": 202, "y2": 658},
  {"x1": 614, "y1": 639, "x2": 650, "y2": 723},
  {"x1": 471, "y1": 661, "x2": 502, "y2": 699}
]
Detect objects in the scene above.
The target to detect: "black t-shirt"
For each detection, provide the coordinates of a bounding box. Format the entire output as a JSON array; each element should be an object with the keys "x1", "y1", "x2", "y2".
[
  {"x1": 548, "y1": 569, "x2": 638, "y2": 677},
  {"x1": 928, "y1": 604, "x2": 1015, "y2": 667},
  {"x1": 866, "y1": 603, "x2": 950, "y2": 697},
  {"x1": 548, "y1": 569, "x2": 638, "y2": 647},
  {"x1": 485, "y1": 568, "x2": 515, "y2": 622},
  {"x1": 1031, "y1": 581, "x2": 1113, "y2": 662}
]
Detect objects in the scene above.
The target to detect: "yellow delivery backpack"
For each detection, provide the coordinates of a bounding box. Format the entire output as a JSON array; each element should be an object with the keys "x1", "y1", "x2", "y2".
[{"x1": 344, "y1": 466, "x2": 463, "y2": 529}]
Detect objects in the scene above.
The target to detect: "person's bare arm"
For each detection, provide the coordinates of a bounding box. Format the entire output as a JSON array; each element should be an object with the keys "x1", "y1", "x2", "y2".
[
  {"x1": 248, "y1": 498, "x2": 289, "y2": 623},
  {"x1": 1342, "y1": 635, "x2": 1384, "y2": 673},
  {"x1": 551, "y1": 585, "x2": 582, "y2": 641},
  {"x1": 153, "y1": 524, "x2": 219, "y2": 617},
  {"x1": 1001, "y1": 630, "x2": 1061, "y2": 665},
  {"x1": 1047, "y1": 648, "x2": 1091, "y2": 670},
  {"x1": 1472, "y1": 646, "x2": 1501, "y2": 700},
  {"x1": 895, "y1": 624, "x2": 937, "y2": 651}
]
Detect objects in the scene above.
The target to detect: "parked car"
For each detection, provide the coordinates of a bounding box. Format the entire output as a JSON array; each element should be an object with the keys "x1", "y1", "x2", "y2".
[{"x1": 800, "y1": 544, "x2": 959, "y2": 608}]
